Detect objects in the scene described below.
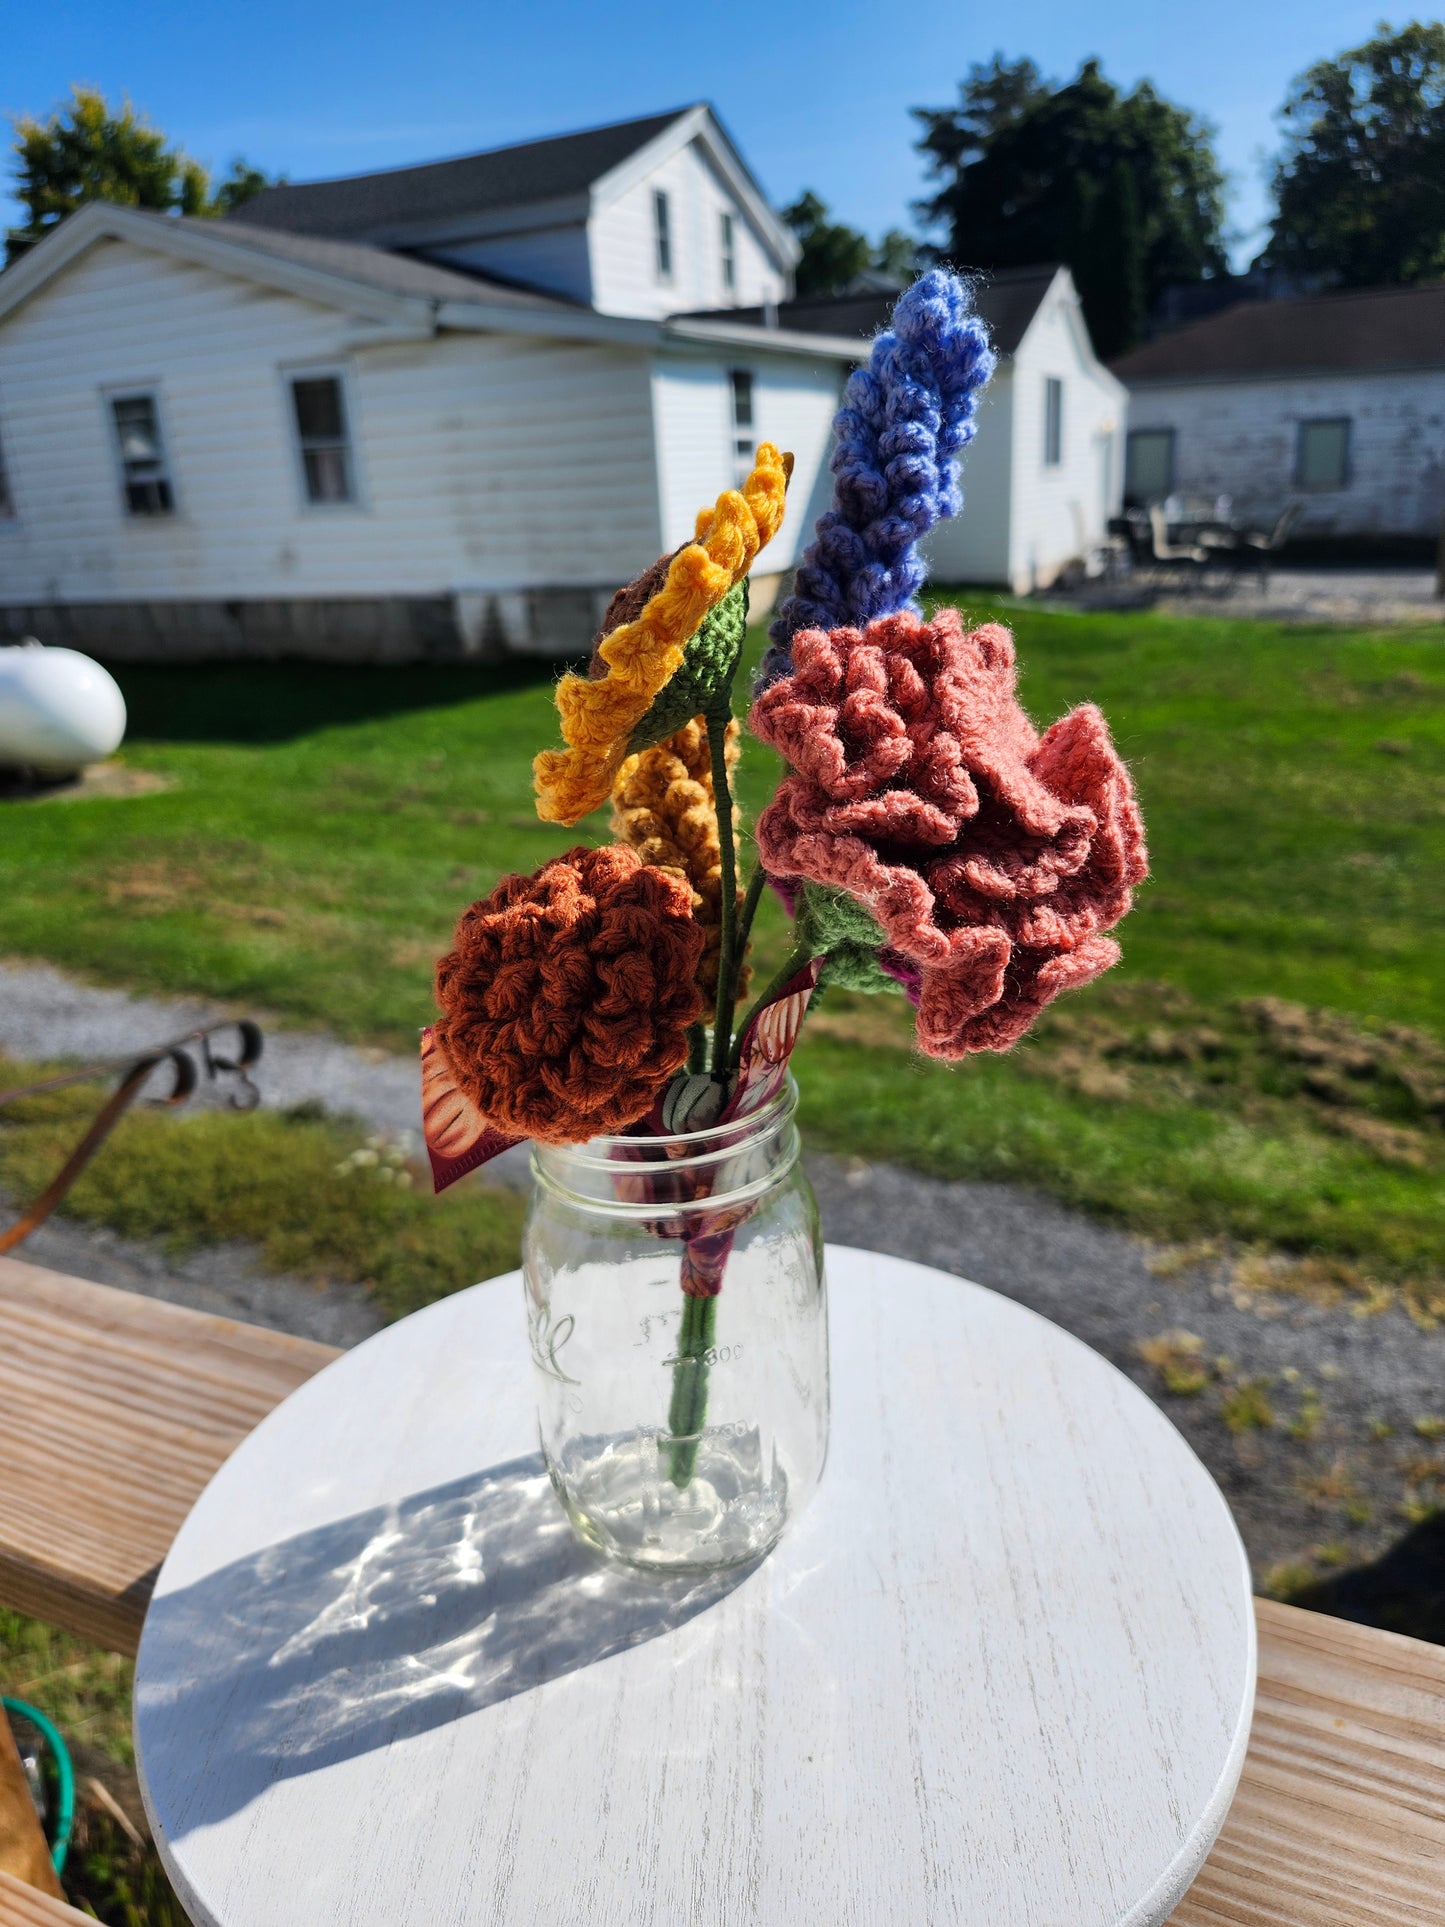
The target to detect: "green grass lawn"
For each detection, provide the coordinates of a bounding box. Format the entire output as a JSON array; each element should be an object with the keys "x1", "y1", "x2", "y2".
[{"x1": 2, "y1": 596, "x2": 1442, "y2": 1301}]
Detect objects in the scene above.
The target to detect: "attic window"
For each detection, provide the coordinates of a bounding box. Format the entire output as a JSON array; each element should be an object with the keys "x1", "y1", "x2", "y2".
[
  {"x1": 1296, "y1": 417, "x2": 1350, "y2": 490},
  {"x1": 730, "y1": 369, "x2": 755, "y2": 483},
  {"x1": 1043, "y1": 378, "x2": 1064, "y2": 468},
  {"x1": 653, "y1": 189, "x2": 673, "y2": 281},
  {"x1": 290, "y1": 374, "x2": 355, "y2": 504},
  {"x1": 110, "y1": 393, "x2": 174, "y2": 516},
  {"x1": 720, "y1": 212, "x2": 736, "y2": 294}
]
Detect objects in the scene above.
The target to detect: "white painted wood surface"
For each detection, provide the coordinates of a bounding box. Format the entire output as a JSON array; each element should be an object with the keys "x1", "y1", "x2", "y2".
[
  {"x1": 926, "y1": 267, "x2": 1127, "y2": 594},
  {"x1": 589, "y1": 135, "x2": 788, "y2": 321},
  {"x1": 134, "y1": 1246, "x2": 1255, "y2": 1927},
  {"x1": 651, "y1": 349, "x2": 842, "y2": 566},
  {"x1": 0, "y1": 241, "x2": 663, "y2": 608}
]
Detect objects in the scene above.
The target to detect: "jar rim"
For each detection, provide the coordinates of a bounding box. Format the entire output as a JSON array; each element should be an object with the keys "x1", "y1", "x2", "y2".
[{"x1": 531, "y1": 1075, "x2": 797, "y2": 1179}]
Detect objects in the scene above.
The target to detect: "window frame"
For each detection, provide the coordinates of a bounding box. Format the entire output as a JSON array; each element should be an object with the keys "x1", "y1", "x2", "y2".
[
  {"x1": 1043, "y1": 377, "x2": 1064, "y2": 468},
  {"x1": 1295, "y1": 416, "x2": 1351, "y2": 491},
  {"x1": 653, "y1": 188, "x2": 673, "y2": 282},
  {"x1": 0, "y1": 413, "x2": 17, "y2": 526},
  {"x1": 1124, "y1": 427, "x2": 1176, "y2": 504},
  {"x1": 720, "y1": 210, "x2": 736, "y2": 296},
  {"x1": 283, "y1": 364, "x2": 362, "y2": 511},
  {"x1": 105, "y1": 387, "x2": 177, "y2": 519},
  {"x1": 729, "y1": 368, "x2": 756, "y2": 485}
]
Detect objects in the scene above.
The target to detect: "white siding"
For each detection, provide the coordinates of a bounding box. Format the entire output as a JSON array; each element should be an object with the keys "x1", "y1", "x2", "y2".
[
  {"x1": 922, "y1": 369, "x2": 1015, "y2": 587},
  {"x1": 423, "y1": 224, "x2": 592, "y2": 306},
  {"x1": 0, "y1": 236, "x2": 663, "y2": 606},
  {"x1": 651, "y1": 348, "x2": 842, "y2": 571},
  {"x1": 591, "y1": 140, "x2": 789, "y2": 320},
  {"x1": 1125, "y1": 370, "x2": 1445, "y2": 537},
  {"x1": 1006, "y1": 290, "x2": 1125, "y2": 592}
]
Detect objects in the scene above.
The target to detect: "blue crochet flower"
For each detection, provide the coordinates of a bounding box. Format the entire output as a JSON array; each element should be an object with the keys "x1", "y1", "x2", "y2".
[{"x1": 756, "y1": 269, "x2": 996, "y2": 690}]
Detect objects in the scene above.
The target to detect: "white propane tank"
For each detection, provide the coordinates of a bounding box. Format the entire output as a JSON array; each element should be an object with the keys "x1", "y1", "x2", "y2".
[{"x1": 0, "y1": 639, "x2": 127, "y2": 776}]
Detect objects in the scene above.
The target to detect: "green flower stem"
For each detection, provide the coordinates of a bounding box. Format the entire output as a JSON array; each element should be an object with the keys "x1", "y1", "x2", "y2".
[
  {"x1": 734, "y1": 862, "x2": 767, "y2": 966},
  {"x1": 686, "y1": 1022, "x2": 707, "y2": 1074},
  {"x1": 729, "y1": 939, "x2": 816, "y2": 1070},
  {"x1": 666, "y1": 1290, "x2": 718, "y2": 1487},
  {"x1": 706, "y1": 708, "x2": 741, "y2": 1076}
]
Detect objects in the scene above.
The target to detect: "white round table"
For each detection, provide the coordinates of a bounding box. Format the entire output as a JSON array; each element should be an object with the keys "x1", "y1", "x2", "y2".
[{"x1": 135, "y1": 1246, "x2": 1255, "y2": 1927}]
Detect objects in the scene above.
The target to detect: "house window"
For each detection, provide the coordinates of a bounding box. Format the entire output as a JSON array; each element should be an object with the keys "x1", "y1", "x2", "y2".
[
  {"x1": 653, "y1": 189, "x2": 672, "y2": 281},
  {"x1": 0, "y1": 422, "x2": 15, "y2": 521},
  {"x1": 720, "y1": 211, "x2": 736, "y2": 294},
  {"x1": 1125, "y1": 428, "x2": 1175, "y2": 504},
  {"x1": 110, "y1": 393, "x2": 174, "y2": 515},
  {"x1": 1296, "y1": 417, "x2": 1350, "y2": 489},
  {"x1": 290, "y1": 374, "x2": 354, "y2": 504},
  {"x1": 730, "y1": 369, "x2": 755, "y2": 483},
  {"x1": 1043, "y1": 378, "x2": 1064, "y2": 467}
]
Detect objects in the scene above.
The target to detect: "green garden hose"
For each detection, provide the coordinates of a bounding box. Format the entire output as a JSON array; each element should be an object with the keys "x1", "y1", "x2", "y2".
[{"x1": 3, "y1": 1695, "x2": 75, "y2": 1874}]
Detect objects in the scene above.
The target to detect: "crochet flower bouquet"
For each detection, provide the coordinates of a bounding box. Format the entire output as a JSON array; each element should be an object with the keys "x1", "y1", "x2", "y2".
[{"x1": 422, "y1": 270, "x2": 1147, "y2": 1487}]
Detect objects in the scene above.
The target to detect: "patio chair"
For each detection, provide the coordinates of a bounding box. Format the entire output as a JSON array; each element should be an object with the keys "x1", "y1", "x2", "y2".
[
  {"x1": 1148, "y1": 505, "x2": 1210, "y2": 588},
  {"x1": 1239, "y1": 502, "x2": 1303, "y2": 590}
]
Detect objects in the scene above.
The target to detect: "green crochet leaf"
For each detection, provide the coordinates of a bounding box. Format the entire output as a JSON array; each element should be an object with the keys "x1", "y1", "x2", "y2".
[
  {"x1": 797, "y1": 882, "x2": 902, "y2": 996},
  {"x1": 625, "y1": 578, "x2": 750, "y2": 752},
  {"x1": 818, "y1": 945, "x2": 899, "y2": 994}
]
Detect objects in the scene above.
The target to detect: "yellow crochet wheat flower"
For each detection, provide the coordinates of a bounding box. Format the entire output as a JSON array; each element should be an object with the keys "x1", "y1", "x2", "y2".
[
  {"x1": 611, "y1": 718, "x2": 749, "y2": 1004},
  {"x1": 534, "y1": 443, "x2": 789, "y2": 825}
]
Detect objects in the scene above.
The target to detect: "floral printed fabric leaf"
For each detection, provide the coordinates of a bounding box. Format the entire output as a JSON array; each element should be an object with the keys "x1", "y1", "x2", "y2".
[{"x1": 626, "y1": 578, "x2": 751, "y2": 752}]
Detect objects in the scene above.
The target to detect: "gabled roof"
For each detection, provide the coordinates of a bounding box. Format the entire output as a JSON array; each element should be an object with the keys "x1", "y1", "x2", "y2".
[
  {"x1": 677, "y1": 264, "x2": 1063, "y2": 358},
  {"x1": 186, "y1": 217, "x2": 578, "y2": 310},
  {"x1": 0, "y1": 201, "x2": 657, "y2": 347},
  {"x1": 1112, "y1": 281, "x2": 1445, "y2": 384},
  {"x1": 230, "y1": 108, "x2": 692, "y2": 240}
]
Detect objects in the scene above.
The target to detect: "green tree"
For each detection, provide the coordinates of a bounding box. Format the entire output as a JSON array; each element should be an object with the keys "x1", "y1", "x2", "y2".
[
  {"x1": 782, "y1": 190, "x2": 871, "y2": 297},
  {"x1": 872, "y1": 227, "x2": 919, "y2": 284},
  {"x1": 1072, "y1": 161, "x2": 1146, "y2": 360},
  {"x1": 913, "y1": 55, "x2": 1228, "y2": 355},
  {"x1": 1258, "y1": 21, "x2": 1445, "y2": 287},
  {"x1": 6, "y1": 87, "x2": 275, "y2": 264},
  {"x1": 782, "y1": 191, "x2": 920, "y2": 297}
]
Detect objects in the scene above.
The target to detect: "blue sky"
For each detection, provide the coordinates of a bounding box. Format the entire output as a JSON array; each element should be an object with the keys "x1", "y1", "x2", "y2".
[{"x1": 1, "y1": 0, "x2": 1398, "y2": 269}]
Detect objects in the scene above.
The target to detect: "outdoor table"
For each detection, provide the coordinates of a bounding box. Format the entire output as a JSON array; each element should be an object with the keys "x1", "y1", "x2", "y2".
[{"x1": 133, "y1": 1246, "x2": 1256, "y2": 1927}]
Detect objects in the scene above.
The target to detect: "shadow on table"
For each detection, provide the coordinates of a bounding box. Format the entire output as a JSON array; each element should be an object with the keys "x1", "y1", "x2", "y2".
[{"x1": 137, "y1": 1453, "x2": 756, "y2": 1837}]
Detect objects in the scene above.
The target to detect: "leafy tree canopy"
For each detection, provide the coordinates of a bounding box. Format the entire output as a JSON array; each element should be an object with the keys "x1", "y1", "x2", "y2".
[
  {"x1": 913, "y1": 55, "x2": 1228, "y2": 356},
  {"x1": 781, "y1": 190, "x2": 919, "y2": 298},
  {"x1": 1258, "y1": 21, "x2": 1445, "y2": 287},
  {"x1": 6, "y1": 87, "x2": 278, "y2": 264}
]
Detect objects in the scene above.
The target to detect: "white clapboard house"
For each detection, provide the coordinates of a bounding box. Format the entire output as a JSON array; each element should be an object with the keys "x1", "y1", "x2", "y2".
[
  {"x1": 1112, "y1": 282, "x2": 1445, "y2": 551},
  {"x1": 0, "y1": 105, "x2": 1123, "y2": 658}
]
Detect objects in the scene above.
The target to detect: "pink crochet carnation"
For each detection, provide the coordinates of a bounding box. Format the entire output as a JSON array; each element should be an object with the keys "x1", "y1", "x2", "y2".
[{"x1": 748, "y1": 608, "x2": 1148, "y2": 1056}]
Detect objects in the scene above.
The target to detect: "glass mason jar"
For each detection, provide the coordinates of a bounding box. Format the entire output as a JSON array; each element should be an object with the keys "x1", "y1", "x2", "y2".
[{"x1": 523, "y1": 1079, "x2": 828, "y2": 1573}]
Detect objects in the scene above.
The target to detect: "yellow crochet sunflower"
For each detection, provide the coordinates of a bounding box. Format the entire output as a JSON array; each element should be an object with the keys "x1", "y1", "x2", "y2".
[{"x1": 533, "y1": 443, "x2": 789, "y2": 825}]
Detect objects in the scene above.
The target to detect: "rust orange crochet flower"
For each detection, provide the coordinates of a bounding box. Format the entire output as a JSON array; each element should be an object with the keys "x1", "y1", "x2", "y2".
[
  {"x1": 749, "y1": 609, "x2": 1148, "y2": 1057},
  {"x1": 533, "y1": 444, "x2": 789, "y2": 826},
  {"x1": 433, "y1": 844, "x2": 704, "y2": 1142},
  {"x1": 611, "y1": 718, "x2": 750, "y2": 1004}
]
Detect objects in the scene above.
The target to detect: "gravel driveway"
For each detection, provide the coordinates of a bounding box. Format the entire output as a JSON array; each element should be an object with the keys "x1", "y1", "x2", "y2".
[{"x1": 4, "y1": 956, "x2": 1442, "y2": 1599}]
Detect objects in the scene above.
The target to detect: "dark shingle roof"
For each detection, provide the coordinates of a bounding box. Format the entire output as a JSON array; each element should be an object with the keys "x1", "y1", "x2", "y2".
[
  {"x1": 229, "y1": 109, "x2": 694, "y2": 240},
  {"x1": 184, "y1": 217, "x2": 576, "y2": 308},
  {"x1": 1111, "y1": 281, "x2": 1445, "y2": 383},
  {"x1": 677, "y1": 265, "x2": 1060, "y2": 356}
]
